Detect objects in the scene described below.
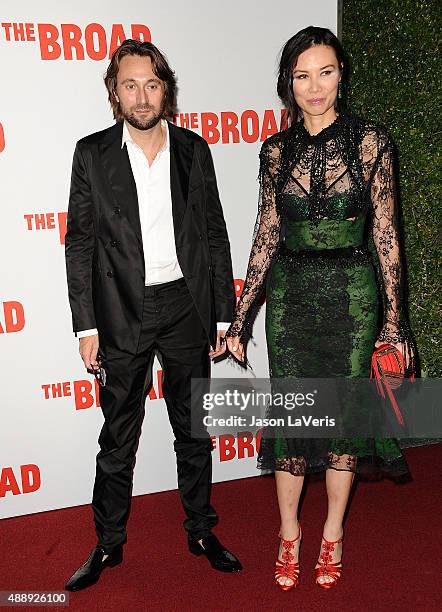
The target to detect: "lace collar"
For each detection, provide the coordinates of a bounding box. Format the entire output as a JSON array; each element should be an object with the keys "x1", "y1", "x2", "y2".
[{"x1": 295, "y1": 113, "x2": 346, "y2": 144}]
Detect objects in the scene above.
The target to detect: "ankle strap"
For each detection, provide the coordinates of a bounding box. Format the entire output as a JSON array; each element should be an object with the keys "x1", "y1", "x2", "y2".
[
  {"x1": 280, "y1": 524, "x2": 302, "y2": 544},
  {"x1": 322, "y1": 533, "x2": 343, "y2": 545}
]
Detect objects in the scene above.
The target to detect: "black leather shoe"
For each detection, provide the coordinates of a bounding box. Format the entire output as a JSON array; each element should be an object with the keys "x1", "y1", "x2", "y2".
[
  {"x1": 188, "y1": 534, "x2": 242, "y2": 572},
  {"x1": 65, "y1": 545, "x2": 123, "y2": 591}
]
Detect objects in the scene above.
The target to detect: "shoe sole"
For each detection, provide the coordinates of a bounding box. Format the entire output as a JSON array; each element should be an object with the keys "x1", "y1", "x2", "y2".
[
  {"x1": 189, "y1": 546, "x2": 242, "y2": 572},
  {"x1": 65, "y1": 558, "x2": 123, "y2": 592}
]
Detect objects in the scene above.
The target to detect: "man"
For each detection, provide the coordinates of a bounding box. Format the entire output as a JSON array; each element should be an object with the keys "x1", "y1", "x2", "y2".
[{"x1": 64, "y1": 39, "x2": 241, "y2": 592}]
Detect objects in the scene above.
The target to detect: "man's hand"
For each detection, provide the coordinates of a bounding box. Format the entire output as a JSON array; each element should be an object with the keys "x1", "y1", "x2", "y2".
[
  {"x1": 209, "y1": 330, "x2": 228, "y2": 359},
  {"x1": 79, "y1": 335, "x2": 99, "y2": 370}
]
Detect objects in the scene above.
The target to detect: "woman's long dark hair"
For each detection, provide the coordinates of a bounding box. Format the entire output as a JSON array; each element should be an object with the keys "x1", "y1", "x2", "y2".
[{"x1": 277, "y1": 26, "x2": 349, "y2": 125}]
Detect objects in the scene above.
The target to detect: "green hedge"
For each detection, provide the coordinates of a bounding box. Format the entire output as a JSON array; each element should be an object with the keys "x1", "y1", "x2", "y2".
[{"x1": 342, "y1": 0, "x2": 441, "y2": 377}]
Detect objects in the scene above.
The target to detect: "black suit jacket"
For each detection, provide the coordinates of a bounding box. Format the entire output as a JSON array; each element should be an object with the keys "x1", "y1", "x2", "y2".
[{"x1": 65, "y1": 120, "x2": 235, "y2": 353}]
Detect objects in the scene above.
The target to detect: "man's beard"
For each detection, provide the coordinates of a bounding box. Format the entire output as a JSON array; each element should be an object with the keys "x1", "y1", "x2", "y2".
[{"x1": 122, "y1": 97, "x2": 166, "y2": 131}]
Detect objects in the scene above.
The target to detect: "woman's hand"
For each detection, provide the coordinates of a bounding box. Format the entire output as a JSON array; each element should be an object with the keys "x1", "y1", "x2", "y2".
[
  {"x1": 226, "y1": 335, "x2": 245, "y2": 363},
  {"x1": 374, "y1": 337, "x2": 415, "y2": 372}
]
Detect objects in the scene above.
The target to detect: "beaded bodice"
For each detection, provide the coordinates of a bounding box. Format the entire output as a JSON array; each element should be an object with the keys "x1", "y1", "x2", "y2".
[{"x1": 227, "y1": 113, "x2": 411, "y2": 346}]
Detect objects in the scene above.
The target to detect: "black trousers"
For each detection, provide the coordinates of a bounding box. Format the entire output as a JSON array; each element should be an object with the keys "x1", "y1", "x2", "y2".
[{"x1": 92, "y1": 277, "x2": 218, "y2": 552}]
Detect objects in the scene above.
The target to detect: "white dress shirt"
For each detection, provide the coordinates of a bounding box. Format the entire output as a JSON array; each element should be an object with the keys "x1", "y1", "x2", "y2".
[{"x1": 77, "y1": 120, "x2": 228, "y2": 338}]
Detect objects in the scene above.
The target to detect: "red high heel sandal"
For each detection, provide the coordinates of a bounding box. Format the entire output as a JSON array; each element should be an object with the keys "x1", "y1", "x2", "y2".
[
  {"x1": 275, "y1": 526, "x2": 302, "y2": 591},
  {"x1": 315, "y1": 534, "x2": 343, "y2": 589}
]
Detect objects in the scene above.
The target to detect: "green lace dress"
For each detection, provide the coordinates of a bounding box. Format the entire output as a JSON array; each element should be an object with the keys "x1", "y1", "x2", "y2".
[{"x1": 226, "y1": 113, "x2": 413, "y2": 480}]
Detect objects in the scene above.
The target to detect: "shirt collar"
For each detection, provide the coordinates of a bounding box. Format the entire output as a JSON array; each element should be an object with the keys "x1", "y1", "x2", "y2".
[{"x1": 121, "y1": 118, "x2": 170, "y2": 153}]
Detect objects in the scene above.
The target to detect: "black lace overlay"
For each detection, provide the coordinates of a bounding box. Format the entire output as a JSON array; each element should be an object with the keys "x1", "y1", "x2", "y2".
[
  {"x1": 226, "y1": 139, "x2": 282, "y2": 344},
  {"x1": 226, "y1": 113, "x2": 413, "y2": 349},
  {"x1": 226, "y1": 113, "x2": 414, "y2": 480}
]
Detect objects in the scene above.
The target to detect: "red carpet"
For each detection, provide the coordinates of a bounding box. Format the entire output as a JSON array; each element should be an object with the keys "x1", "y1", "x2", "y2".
[{"x1": 1, "y1": 444, "x2": 440, "y2": 611}]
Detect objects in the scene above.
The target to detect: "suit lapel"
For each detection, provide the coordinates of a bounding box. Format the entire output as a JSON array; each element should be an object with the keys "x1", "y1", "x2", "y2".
[
  {"x1": 99, "y1": 122, "x2": 143, "y2": 249},
  {"x1": 98, "y1": 121, "x2": 195, "y2": 249},
  {"x1": 168, "y1": 122, "x2": 194, "y2": 234}
]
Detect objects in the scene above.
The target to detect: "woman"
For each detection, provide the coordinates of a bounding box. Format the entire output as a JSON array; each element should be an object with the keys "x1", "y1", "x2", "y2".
[{"x1": 225, "y1": 26, "x2": 415, "y2": 590}]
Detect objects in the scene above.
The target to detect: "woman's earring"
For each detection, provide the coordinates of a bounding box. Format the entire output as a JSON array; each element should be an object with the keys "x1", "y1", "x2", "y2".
[{"x1": 338, "y1": 81, "x2": 343, "y2": 100}]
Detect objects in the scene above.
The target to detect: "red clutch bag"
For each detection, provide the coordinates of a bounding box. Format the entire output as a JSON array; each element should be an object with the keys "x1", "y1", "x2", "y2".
[{"x1": 370, "y1": 343, "x2": 414, "y2": 426}]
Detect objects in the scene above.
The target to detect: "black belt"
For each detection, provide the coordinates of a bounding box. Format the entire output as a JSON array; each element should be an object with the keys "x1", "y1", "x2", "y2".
[
  {"x1": 144, "y1": 276, "x2": 187, "y2": 296},
  {"x1": 278, "y1": 242, "x2": 370, "y2": 259}
]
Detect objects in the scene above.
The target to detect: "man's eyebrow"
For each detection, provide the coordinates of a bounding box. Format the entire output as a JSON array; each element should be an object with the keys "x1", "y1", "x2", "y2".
[
  {"x1": 293, "y1": 64, "x2": 335, "y2": 73},
  {"x1": 120, "y1": 77, "x2": 161, "y2": 84}
]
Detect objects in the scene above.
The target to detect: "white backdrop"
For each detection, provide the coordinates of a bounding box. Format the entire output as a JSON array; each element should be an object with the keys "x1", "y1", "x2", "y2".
[{"x1": 0, "y1": 0, "x2": 338, "y2": 518}]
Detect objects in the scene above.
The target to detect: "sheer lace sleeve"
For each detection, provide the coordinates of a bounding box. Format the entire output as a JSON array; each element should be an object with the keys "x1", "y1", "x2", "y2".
[
  {"x1": 370, "y1": 132, "x2": 412, "y2": 347},
  {"x1": 226, "y1": 138, "x2": 282, "y2": 342}
]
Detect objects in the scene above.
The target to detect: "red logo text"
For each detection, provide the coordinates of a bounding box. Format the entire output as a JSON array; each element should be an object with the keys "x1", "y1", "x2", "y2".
[
  {"x1": 234, "y1": 279, "x2": 244, "y2": 303},
  {"x1": 24, "y1": 212, "x2": 67, "y2": 244},
  {"x1": 211, "y1": 430, "x2": 263, "y2": 462},
  {"x1": 0, "y1": 301, "x2": 25, "y2": 334},
  {"x1": 42, "y1": 370, "x2": 163, "y2": 410},
  {"x1": 0, "y1": 122, "x2": 4, "y2": 152},
  {"x1": 0, "y1": 464, "x2": 41, "y2": 497},
  {"x1": 173, "y1": 109, "x2": 288, "y2": 144},
  {"x1": 0, "y1": 23, "x2": 151, "y2": 60}
]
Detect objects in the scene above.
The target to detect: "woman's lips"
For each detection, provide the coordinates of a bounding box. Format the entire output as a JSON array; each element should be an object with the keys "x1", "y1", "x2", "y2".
[{"x1": 308, "y1": 98, "x2": 325, "y2": 105}]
